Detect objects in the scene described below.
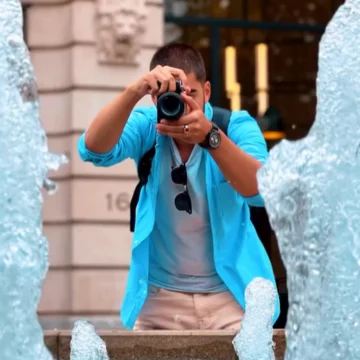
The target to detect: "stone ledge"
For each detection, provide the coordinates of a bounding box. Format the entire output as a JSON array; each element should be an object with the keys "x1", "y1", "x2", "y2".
[{"x1": 45, "y1": 329, "x2": 286, "y2": 360}]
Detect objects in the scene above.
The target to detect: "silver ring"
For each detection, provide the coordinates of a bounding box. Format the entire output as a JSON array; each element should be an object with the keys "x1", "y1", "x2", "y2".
[{"x1": 183, "y1": 124, "x2": 190, "y2": 134}]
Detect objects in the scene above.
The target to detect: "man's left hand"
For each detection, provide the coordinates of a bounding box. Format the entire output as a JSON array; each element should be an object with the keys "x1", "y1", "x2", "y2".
[{"x1": 156, "y1": 93, "x2": 212, "y2": 144}]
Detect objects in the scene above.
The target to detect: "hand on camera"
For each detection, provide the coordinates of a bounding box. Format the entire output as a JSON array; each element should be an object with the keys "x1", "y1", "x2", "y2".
[
  {"x1": 130, "y1": 65, "x2": 190, "y2": 98},
  {"x1": 156, "y1": 93, "x2": 212, "y2": 144}
]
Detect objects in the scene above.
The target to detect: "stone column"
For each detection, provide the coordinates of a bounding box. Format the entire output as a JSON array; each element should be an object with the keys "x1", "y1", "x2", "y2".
[{"x1": 24, "y1": 0, "x2": 163, "y2": 321}]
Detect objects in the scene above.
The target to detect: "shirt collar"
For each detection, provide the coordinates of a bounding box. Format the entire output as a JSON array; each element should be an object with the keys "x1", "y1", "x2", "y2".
[{"x1": 204, "y1": 102, "x2": 213, "y2": 121}]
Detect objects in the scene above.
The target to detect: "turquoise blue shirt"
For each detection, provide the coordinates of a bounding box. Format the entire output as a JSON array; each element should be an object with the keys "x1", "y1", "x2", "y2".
[{"x1": 78, "y1": 103, "x2": 280, "y2": 329}]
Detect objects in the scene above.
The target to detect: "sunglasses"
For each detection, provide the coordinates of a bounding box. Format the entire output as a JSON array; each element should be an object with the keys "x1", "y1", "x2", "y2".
[{"x1": 171, "y1": 164, "x2": 192, "y2": 214}]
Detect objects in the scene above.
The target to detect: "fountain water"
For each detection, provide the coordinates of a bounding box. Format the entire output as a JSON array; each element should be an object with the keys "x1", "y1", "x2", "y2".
[
  {"x1": 257, "y1": 0, "x2": 360, "y2": 359},
  {"x1": 233, "y1": 278, "x2": 276, "y2": 360},
  {"x1": 0, "y1": 0, "x2": 66, "y2": 359},
  {"x1": 70, "y1": 321, "x2": 110, "y2": 360}
]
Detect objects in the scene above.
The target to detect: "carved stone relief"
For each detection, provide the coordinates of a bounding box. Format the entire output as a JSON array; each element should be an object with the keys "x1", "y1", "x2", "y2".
[{"x1": 96, "y1": 0, "x2": 147, "y2": 65}]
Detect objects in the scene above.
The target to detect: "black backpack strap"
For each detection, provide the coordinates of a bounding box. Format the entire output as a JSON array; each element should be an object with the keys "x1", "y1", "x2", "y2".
[
  {"x1": 129, "y1": 145, "x2": 156, "y2": 232},
  {"x1": 211, "y1": 106, "x2": 231, "y2": 135}
]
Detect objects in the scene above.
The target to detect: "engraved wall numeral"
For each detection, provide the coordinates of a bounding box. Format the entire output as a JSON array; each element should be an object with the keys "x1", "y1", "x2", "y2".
[{"x1": 106, "y1": 193, "x2": 130, "y2": 211}]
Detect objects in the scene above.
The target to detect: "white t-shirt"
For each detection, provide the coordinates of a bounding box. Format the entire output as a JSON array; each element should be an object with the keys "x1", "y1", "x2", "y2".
[{"x1": 149, "y1": 138, "x2": 227, "y2": 293}]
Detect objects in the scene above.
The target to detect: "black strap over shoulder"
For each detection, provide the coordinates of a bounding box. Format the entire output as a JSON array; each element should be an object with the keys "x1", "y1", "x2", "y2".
[
  {"x1": 129, "y1": 146, "x2": 155, "y2": 232},
  {"x1": 129, "y1": 106, "x2": 232, "y2": 232},
  {"x1": 212, "y1": 106, "x2": 231, "y2": 135}
]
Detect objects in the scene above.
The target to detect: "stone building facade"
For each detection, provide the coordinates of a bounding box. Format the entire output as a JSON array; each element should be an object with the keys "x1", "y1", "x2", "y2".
[{"x1": 22, "y1": 0, "x2": 163, "y2": 322}]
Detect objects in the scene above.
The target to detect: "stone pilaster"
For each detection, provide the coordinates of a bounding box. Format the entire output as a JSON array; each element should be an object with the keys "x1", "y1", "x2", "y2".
[{"x1": 23, "y1": 0, "x2": 164, "y2": 318}]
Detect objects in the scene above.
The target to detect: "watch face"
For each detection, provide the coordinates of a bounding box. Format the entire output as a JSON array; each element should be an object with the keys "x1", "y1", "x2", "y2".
[{"x1": 209, "y1": 131, "x2": 221, "y2": 148}]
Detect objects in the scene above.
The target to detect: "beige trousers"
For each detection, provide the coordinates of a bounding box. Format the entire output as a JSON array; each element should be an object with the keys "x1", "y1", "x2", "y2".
[{"x1": 134, "y1": 287, "x2": 244, "y2": 331}]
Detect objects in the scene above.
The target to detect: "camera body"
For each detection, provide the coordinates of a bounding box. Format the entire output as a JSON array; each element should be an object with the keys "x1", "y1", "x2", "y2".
[{"x1": 157, "y1": 80, "x2": 185, "y2": 122}]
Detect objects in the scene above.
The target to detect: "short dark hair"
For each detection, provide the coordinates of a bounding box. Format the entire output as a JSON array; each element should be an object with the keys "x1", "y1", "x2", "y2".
[{"x1": 149, "y1": 43, "x2": 207, "y2": 83}]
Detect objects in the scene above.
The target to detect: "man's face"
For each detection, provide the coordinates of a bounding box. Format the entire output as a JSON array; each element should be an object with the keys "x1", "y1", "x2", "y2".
[{"x1": 183, "y1": 72, "x2": 211, "y2": 113}]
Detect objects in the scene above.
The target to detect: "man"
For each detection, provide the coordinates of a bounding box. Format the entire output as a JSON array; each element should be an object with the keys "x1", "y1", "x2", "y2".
[{"x1": 78, "y1": 43, "x2": 280, "y2": 330}]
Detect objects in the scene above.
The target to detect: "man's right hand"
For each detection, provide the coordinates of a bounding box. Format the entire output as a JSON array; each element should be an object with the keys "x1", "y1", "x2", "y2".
[{"x1": 129, "y1": 65, "x2": 189, "y2": 99}]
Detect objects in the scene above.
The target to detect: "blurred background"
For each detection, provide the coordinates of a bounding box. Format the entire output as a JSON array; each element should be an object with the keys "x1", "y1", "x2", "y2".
[{"x1": 22, "y1": 0, "x2": 343, "y2": 329}]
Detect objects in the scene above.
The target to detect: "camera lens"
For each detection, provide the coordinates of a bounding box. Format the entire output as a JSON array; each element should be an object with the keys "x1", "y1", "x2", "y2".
[
  {"x1": 157, "y1": 90, "x2": 185, "y2": 121},
  {"x1": 161, "y1": 95, "x2": 181, "y2": 117}
]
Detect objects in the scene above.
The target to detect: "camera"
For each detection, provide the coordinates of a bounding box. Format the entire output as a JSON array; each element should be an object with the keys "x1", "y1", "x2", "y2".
[{"x1": 157, "y1": 80, "x2": 185, "y2": 122}]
